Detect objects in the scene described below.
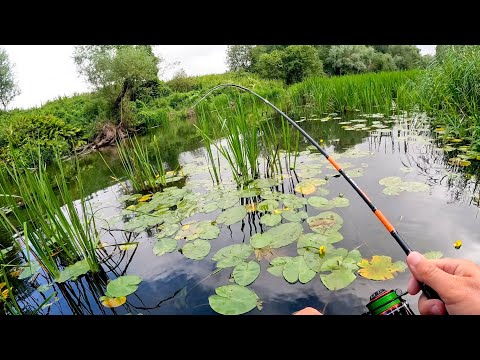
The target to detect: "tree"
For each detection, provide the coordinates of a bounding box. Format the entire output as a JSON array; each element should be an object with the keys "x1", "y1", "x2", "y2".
[
  {"x1": 387, "y1": 45, "x2": 423, "y2": 70},
  {"x1": 326, "y1": 45, "x2": 378, "y2": 75},
  {"x1": 226, "y1": 45, "x2": 254, "y2": 72},
  {"x1": 0, "y1": 48, "x2": 20, "y2": 110},
  {"x1": 281, "y1": 45, "x2": 323, "y2": 84},
  {"x1": 255, "y1": 50, "x2": 285, "y2": 80}
]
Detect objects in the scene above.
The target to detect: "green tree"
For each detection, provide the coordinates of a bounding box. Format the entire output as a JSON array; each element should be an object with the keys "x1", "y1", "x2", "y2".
[
  {"x1": 0, "y1": 48, "x2": 20, "y2": 110},
  {"x1": 255, "y1": 50, "x2": 284, "y2": 80},
  {"x1": 281, "y1": 45, "x2": 323, "y2": 84},
  {"x1": 226, "y1": 45, "x2": 254, "y2": 72},
  {"x1": 73, "y1": 45, "x2": 161, "y2": 127},
  {"x1": 326, "y1": 45, "x2": 378, "y2": 75},
  {"x1": 387, "y1": 45, "x2": 423, "y2": 70}
]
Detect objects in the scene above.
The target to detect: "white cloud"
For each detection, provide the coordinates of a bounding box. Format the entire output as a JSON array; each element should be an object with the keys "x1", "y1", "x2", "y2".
[{"x1": 417, "y1": 45, "x2": 436, "y2": 55}]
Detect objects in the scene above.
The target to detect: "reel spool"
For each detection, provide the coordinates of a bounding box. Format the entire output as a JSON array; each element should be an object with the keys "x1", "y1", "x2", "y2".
[{"x1": 364, "y1": 289, "x2": 415, "y2": 315}]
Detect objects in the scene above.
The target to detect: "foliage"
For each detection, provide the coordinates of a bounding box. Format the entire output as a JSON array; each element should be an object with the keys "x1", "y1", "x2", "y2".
[
  {"x1": 0, "y1": 48, "x2": 20, "y2": 110},
  {"x1": 226, "y1": 45, "x2": 254, "y2": 72}
]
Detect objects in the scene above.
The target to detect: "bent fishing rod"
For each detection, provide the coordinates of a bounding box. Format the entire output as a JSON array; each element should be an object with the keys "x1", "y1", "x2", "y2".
[{"x1": 193, "y1": 83, "x2": 443, "y2": 304}]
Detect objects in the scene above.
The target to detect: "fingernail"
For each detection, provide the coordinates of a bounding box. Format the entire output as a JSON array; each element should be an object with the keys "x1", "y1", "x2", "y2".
[
  {"x1": 431, "y1": 305, "x2": 442, "y2": 315},
  {"x1": 408, "y1": 251, "x2": 423, "y2": 266}
]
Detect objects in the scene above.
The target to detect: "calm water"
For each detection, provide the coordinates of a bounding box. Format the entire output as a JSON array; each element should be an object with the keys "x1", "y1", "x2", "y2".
[{"x1": 5, "y1": 111, "x2": 480, "y2": 315}]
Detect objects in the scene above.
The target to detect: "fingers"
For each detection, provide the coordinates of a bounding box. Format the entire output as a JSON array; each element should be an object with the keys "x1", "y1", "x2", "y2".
[
  {"x1": 407, "y1": 252, "x2": 455, "y2": 294},
  {"x1": 417, "y1": 293, "x2": 447, "y2": 315},
  {"x1": 293, "y1": 307, "x2": 323, "y2": 315},
  {"x1": 407, "y1": 275, "x2": 421, "y2": 295}
]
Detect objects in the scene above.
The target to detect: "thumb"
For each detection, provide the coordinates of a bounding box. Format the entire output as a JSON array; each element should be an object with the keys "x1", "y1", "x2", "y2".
[{"x1": 406, "y1": 251, "x2": 452, "y2": 293}]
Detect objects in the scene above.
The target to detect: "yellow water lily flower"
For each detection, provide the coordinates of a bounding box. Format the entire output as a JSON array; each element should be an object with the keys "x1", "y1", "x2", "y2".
[
  {"x1": 137, "y1": 194, "x2": 153, "y2": 202},
  {"x1": 319, "y1": 245, "x2": 327, "y2": 256},
  {"x1": 1, "y1": 288, "x2": 9, "y2": 299},
  {"x1": 454, "y1": 240, "x2": 462, "y2": 249}
]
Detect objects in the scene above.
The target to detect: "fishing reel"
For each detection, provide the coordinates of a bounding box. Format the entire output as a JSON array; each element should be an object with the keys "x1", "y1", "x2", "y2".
[{"x1": 363, "y1": 288, "x2": 415, "y2": 315}]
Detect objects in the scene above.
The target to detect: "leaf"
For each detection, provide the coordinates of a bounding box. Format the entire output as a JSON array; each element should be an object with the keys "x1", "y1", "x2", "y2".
[
  {"x1": 307, "y1": 196, "x2": 333, "y2": 209},
  {"x1": 294, "y1": 179, "x2": 327, "y2": 195},
  {"x1": 36, "y1": 283, "x2": 52, "y2": 293},
  {"x1": 156, "y1": 223, "x2": 180, "y2": 238},
  {"x1": 260, "y1": 213, "x2": 282, "y2": 227},
  {"x1": 266, "y1": 256, "x2": 292, "y2": 276},
  {"x1": 423, "y1": 251, "x2": 443, "y2": 259},
  {"x1": 200, "y1": 202, "x2": 218, "y2": 213},
  {"x1": 119, "y1": 243, "x2": 138, "y2": 251},
  {"x1": 283, "y1": 256, "x2": 316, "y2": 284},
  {"x1": 138, "y1": 194, "x2": 153, "y2": 202},
  {"x1": 400, "y1": 182, "x2": 429, "y2": 192},
  {"x1": 257, "y1": 200, "x2": 279, "y2": 212},
  {"x1": 182, "y1": 240, "x2": 211, "y2": 260},
  {"x1": 454, "y1": 240, "x2": 462, "y2": 249},
  {"x1": 297, "y1": 232, "x2": 343, "y2": 254},
  {"x1": 216, "y1": 206, "x2": 247, "y2": 226},
  {"x1": 399, "y1": 167, "x2": 414, "y2": 173},
  {"x1": 379, "y1": 176, "x2": 402, "y2": 187},
  {"x1": 208, "y1": 285, "x2": 259, "y2": 315},
  {"x1": 357, "y1": 256, "x2": 407, "y2": 280},
  {"x1": 153, "y1": 237, "x2": 177, "y2": 256},
  {"x1": 382, "y1": 187, "x2": 403, "y2": 196},
  {"x1": 282, "y1": 210, "x2": 309, "y2": 222},
  {"x1": 212, "y1": 244, "x2": 254, "y2": 268},
  {"x1": 250, "y1": 222, "x2": 303, "y2": 249},
  {"x1": 251, "y1": 178, "x2": 276, "y2": 189},
  {"x1": 279, "y1": 194, "x2": 307, "y2": 209},
  {"x1": 320, "y1": 269, "x2": 357, "y2": 291},
  {"x1": 106, "y1": 275, "x2": 142, "y2": 297},
  {"x1": 330, "y1": 197, "x2": 350, "y2": 208},
  {"x1": 232, "y1": 261, "x2": 261, "y2": 286},
  {"x1": 100, "y1": 296, "x2": 127, "y2": 308},
  {"x1": 239, "y1": 189, "x2": 260, "y2": 198},
  {"x1": 56, "y1": 259, "x2": 91, "y2": 283},
  {"x1": 307, "y1": 211, "x2": 343, "y2": 235},
  {"x1": 18, "y1": 261, "x2": 41, "y2": 280}
]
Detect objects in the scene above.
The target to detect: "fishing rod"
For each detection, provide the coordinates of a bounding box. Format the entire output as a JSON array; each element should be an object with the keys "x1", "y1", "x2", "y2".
[{"x1": 193, "y1": 83, "x2": 443, "y2": 307}]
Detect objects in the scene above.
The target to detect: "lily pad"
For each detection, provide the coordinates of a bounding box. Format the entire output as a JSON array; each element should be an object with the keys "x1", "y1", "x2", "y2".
[
  {"x1": 208, "y1": 285, "x2": 259, "y2": 315},
  {"x1": 357, "y1": 256, "x2": 407, "y2": 280},
  {"x1": 250, "y1": 222, "x2": 303, "y2": 249},
  {"x1": 308, "y1": 196, "x2": 333, "y2": 209},
  {"x1": 279, "y1": 194, "x2": 307, "y2": 209},
  {"x1": 56, "y1": 259, "x2": 91, "y2": 283},
  {"x1": 252, "y1": 178, "x2": 276, "y2": 189},
  {"x1": 317, "y1": 249, "x2": 362, "y2": 290},
  {"x1": 383, "y1": 187, "x2": 402, "y2": 196},
  {"x1": 200, "y1": 202, "x2": 218, "y2": 213},
  {"x1": 119, "y1": 243, "x2": 138, "y2": 251},
  {"x1": 379, "y1": 177, "x2": 403, "y2": 187},
  {"x1": 400, "y1": 182, "x2": 429, "y2": 192},
  {"x1": 175, "y1": 221, "x2": 220, "y2": 241},
  {"x1": 232, "y1": 261, "x2": 261, "y2": 286},
  {"x1": 106, "y1": 275, "x2": 142, "y2": 297},
  {"x1": 182, "y1": 240, "x2": 211, "y2": 260},
  {"x1": 239, "y1": 189, "x2": 260, "y2": 198},
  {"x1": 212, "y1": 244, "x2": 254, "y2": 268},
  {"x1": 260, "y1": 213, "x2": 282, "y2": 227},
  {"x1": 18, "y1": 261, "x2": 41, "y2": 280},
  {"x1": 399, "y1": 167, "x2": 415, "y2": 173},
  {"x1": 297, "y1": 232, "x2": 344, "y2": 254},
  {"x1": 257, "y1": 200, "x2": 279, "y2": 213},
  {"x1": 100, "y1": 296, "x2": 127, "y2": 308},
  {"x1": 216, "y1": 194, "x2": 239, "y2": 209},
  {"x1": 267, "y1": 256, "x2": 292, "y2": 277},
  {"x1": 282, "y1": 210, "x2": 309, "y2": 222},
  {"x1": 423, "y1": 251, "x2": 443, "y2": 259},
  {"x1": 331, "y1": 197, "x2": 350, "y2": 208},
  {"x1": 283, "y1": 256, "x2": 316, "y2": 284},
  {"x1": 153, "y1": 237, "x2": 177, "y2": 256},
  {"x1": 216, "y1": 206, "x2": 247, "y2": 226},
  {"x1": 156, "y1": 223, "x2": 180, "y2": 239},
  {"x1": 314, "y1": 188, "x2": 330, "y2": 196},
  {"x1": 307, "y1": 211, "x2": 343, "y2": 235},
  {"x1": 320, "y1": 269, "x2": 357, "y2": 291}
]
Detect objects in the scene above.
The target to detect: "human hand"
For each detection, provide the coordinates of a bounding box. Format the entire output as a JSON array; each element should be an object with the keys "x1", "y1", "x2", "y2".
[
  {"x1": 293, "y1": 307, "x2": 323, "y2": 315},
  {"x1": 406, "y1": 251, "x2": 480, "y2": 315}
]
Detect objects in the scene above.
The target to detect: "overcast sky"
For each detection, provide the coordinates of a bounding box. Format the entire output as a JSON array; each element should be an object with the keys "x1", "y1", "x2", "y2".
[{"x1": 1, "y1": 45, "x2": 436, "y2": 110}]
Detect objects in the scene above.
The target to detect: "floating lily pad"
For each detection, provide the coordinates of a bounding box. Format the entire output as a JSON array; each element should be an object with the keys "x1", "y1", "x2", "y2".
[
  {"x1": 216, "y1": 206, "x2": 247, "y2": 226},
  {"x1": 307, "y1": 211, "x2": 343, "y2": 235},
  {"x1": 175, "y1": 221, "x2": 220, "y2": 241},
  {"x1": 182, "y1": 240, "x2": 211, "y2": 260},
  {"x1": 212, "y1": 244, "x2": 254, "y2": 268},
  {"x1": 257, "y1": 200, "x2": 279, "y2": 213},
  {"x1": 331, "y1": 197, "x2": 350, "y2": 207},
  {"x1": 239, "y1": 189, "x2": 260, "y2": 198},
  {"x1": 281, "y1": 210, "x2": 309, "y2": 222},
  {"x1": 156, "y1": 223, "x2": 180, "y2": 239},
  {"x1": 379, "y1": 176, "x2": 403, "y2": 187},
  {"x1": 357, "y1": 256, "x2": 407, "y2": 280},
  {"x1": 56, "y1": 259, "x2": 91, "y2": 283},
  {"x1": 119, "y1": 243, "x2": 138, "y2": 251},
  {"x1": 318, "y1": 249, "x2": 362, "y2": 290},
  {"x1": 250, "y1": 222, "x2": 303, "y2": 249},
  {"x1": 232, "y1": 261, "x2": 261, "y2": 286},
  {"x1": 106, "y1": 275, "x2": 142, "y2": 297},
  {"x1": 297, "y1": 232, "x2": 344, "y2": 254},
  {"x1": 399, "y1": 167, "x2": 415, "y2": 173},
  {"x1": 423, "y1": 251, "x2": 443, "y2": 259},
  {"x1": 283, "y1": 256, "x2": 316, "y2": 284},
  {"x1": 216, "y1": 194, "x2": 239, "y2": 209},
  {"x1": 18, "y1": 261, "x2": 41, "y2": 280},
  {"x1": 382, "y1": 187, "x2": 402, "y2": 196},
  {"x1": 153, "y1": 237, "x2": 177, "y2": 256},
  {"x1": 348, "y1": 168, "x2": 365, "y2": 178},
  {"x1": 100, "y1": 296, "x2": 127, "y2": 308},
  {"x1": 267, "y1": 256, "x2": 292, "y2": 277},
  {"x1": 294, "y1": 182, "x2": 316, "y2": 195},
  {"x1": 251, "y1": 178, "x2": 276, "y2": 189},
  {"x1": 260, "y1": 213, "x2": 282, "y2": 227},
  {"x1": 307, "y1": 196, "x2": 333, "y2": 209},
  {"x1": 400, "y1": 182, "x2": 429, "y2": 192},
  {"x1": 260, "y1": 189, "x2": 280, "y2": 200},
  {"x1": 320, "y1": 269, "x2": 357, "y2": 291},
  {"x1": 279, "y1": 194, "x2": 307, "y2": 209},
  {"x1": 200, "y1": 202, "x2": 219, "y2": 213},
  {"x1": 314, "y1": 188, "x2": 330, "y2": 196},
  {"x1": 208, "y1": 285, "x2": 260, "y2": 315}
]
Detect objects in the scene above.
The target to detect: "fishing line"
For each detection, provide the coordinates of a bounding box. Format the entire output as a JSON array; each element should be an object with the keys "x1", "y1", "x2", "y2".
[{"x1": 193, "y1": 83, "x2": 443, "y2": 303}]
